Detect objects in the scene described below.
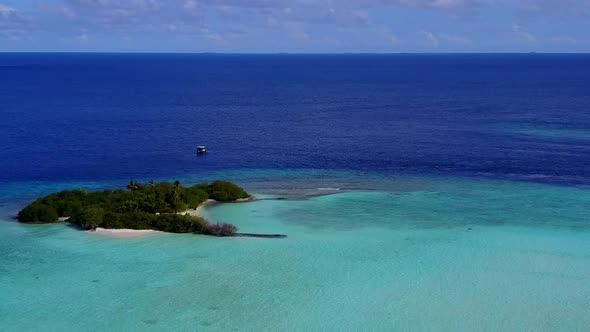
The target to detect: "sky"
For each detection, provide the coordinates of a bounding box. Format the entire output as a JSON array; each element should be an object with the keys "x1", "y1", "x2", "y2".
[{"x1": 0, "y1": 0, "x2": 589, "y2": 53}]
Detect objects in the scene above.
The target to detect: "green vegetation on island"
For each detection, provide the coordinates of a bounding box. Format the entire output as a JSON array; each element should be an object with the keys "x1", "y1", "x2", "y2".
[{"x1": 18, "y1": 180, "x2": 251, "y2": 236}]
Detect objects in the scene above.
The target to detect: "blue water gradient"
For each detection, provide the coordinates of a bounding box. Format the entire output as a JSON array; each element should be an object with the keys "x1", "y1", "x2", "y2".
[{"x1": 2, "y1": 54, "x2": 590, "y2": 330}]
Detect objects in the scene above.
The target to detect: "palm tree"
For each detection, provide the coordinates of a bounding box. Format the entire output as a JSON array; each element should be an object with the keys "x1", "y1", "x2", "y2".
[
  {"x1": 171, "y1": 180, "x2": 182, "y2": 212},
  {"x1": 127, "y1": 180, "x2": 138, "y2": 191}
]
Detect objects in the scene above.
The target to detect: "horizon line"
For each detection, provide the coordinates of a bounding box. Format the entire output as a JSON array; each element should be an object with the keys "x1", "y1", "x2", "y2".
[{"x1": 1, "y1": 51, "x2": 589, "y2": 55}]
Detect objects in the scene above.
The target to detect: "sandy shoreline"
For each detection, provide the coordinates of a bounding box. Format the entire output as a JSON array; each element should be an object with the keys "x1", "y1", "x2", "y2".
[{"x1": 182, "y1": 199, "x2": 217, "y2": 217}]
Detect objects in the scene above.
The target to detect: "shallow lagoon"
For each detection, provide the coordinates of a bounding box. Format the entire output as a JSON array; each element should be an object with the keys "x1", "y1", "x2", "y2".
[{"x1": 1, "y1": 172, "x2": 590, "y2": 331}]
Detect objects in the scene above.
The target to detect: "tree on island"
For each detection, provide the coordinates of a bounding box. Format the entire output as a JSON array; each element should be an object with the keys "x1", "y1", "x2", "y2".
[
  {"x1": 18, "y1": 180, "x2": 250, "y2": 237},
  {"x1": 207, "y1": 181, "x2": 250, "y2": 202}
]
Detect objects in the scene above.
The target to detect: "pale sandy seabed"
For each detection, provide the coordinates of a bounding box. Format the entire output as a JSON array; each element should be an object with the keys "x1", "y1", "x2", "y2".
[
  {"x1": 3, "y1": 175, "x2": 590, "y2": 331},
  {"x1": 89, "y1": 228, "x2": 163, "y2": 238}
]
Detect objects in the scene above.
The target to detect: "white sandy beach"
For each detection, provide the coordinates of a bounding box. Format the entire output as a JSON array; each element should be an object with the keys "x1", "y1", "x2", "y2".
[{"x1": 181, "y1": 199, "x2": 216, "y2": 217}]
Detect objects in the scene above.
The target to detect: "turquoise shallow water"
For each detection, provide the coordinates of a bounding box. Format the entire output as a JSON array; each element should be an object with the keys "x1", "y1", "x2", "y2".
[{"x1": 1, "y1": 172, "x2": 590, "y2": 331}]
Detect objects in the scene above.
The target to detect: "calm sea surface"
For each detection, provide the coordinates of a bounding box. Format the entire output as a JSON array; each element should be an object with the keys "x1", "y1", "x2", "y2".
[
  {"x1": 1, "y1": 53, "x2": 590, "y2": 185},
  {"x1": 1, "y1": 54, "x2": 590, "y2": 331}
]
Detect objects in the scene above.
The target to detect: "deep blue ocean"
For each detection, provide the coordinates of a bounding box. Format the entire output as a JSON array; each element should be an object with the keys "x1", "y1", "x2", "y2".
[{"x1": 1, "y1": 53, "x2": 590, "y2": 186}]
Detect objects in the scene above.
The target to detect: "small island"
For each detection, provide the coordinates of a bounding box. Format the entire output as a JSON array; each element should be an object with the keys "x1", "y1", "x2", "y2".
[{"x1": 18, "y1": 180, "x2": 251, "y2": 237}]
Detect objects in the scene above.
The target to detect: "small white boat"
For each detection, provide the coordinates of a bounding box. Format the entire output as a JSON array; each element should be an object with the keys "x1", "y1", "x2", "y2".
[{"x1": 196, "y1": 146, "x2": 207, "y2": 154}]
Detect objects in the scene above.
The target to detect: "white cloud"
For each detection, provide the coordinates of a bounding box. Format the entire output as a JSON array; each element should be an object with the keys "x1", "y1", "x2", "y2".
[
  {"x1": 429, "y1": 0, "x2": 464, "y2": 9},
  {"x1": 2, "y1": 0, "x2": 589, "y2": 51},
  {"x1": 0, "y1": 4, "x2": 32, "y2": 41},
  {"x1": 512, "y1": 23, "x2": 536, "y2": 42},
  {"x1": 416, "y1": 31, "x2": 470, "y2": 47},
  {"x1": 517, "y1": 0, "x2": 590, "y2": 17},
  {"x1": 549, "y1": 35, "x2": 578, "y2": 45},
  {"x1": 419, "y1": 30, "x2": 439, "y2": 47},
  {"x1": 165, "y1": 23, "x2": 178, "y2": 31},
  {"x1": 0, "y1": 3, "x2": 16, "y2": 17},
  {"x1": 287, "y1": 24, "x2": 311, "y2": 41},
  {"x1": 199, "y1": 27, "x2": 225, "y2": 44},
  {"x1": 439, "y1": 33, "x2": 471, "y2": 45}
]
